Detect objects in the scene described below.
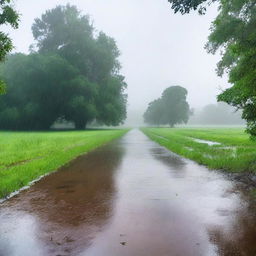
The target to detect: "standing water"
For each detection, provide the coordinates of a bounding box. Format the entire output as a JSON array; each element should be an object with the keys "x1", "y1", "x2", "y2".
[{"x1": 0, "y1": 129, "x2": 256, "y2": 256}]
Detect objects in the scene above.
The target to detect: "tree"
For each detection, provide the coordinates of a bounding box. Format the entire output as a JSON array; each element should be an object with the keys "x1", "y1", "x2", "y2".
[
  {"x1": 31, "y1": 5, "x2": 94, "y2": 77},
  {"x1": 161, "y1": 86, "x2": 190, "y2": 127},
  {"x1": 31, "y1": 5, "x2": 127, "y2": 128},
  {"x1": 144, "y1": 99, "x2": 164, "y2": 126},
  {"x1": 0, "y1": 0, "x2": 19, "y2": 94},
  {"x1": 31, "y1": 5, "x2": 121, "y2": 83},
  {"x1": 167, "y1": 0, "x2": 216, "y2": 14},
  {"x1": 0, "y1": 53, "x2": 97, "y2": 130},
  {"x1": 96, "y1": 75, "x2": 127, "y2": 126},
  {"x1": 168, "y1": 0, "x2": 256, "y2": 137},
  {"x1": 206, "y1": 0, "x2": 256, "y2": 136},
  {"x1": 63, "y1": 76, "x2": 98, "y2": 129},
  {"x1": 0, "y1": 5, "x2": 127, "y2": 130},
  {"x1": 144, "y1": 86, "x2": 190, "y2": 127}
]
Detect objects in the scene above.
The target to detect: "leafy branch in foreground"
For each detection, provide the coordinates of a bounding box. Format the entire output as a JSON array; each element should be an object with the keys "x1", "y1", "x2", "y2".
[
  {"x1": 0, "y1": 0, "x2": 19, "y2": 94},
  {"x1": 206, "y1": 0, "x2": 256, "y2": 136},
  {"x1": 168, "y1": 0, "x2": 256, "y2": 137},
  {"x1": 167, "y1": 0, "x2": 217, "y2": 14}
]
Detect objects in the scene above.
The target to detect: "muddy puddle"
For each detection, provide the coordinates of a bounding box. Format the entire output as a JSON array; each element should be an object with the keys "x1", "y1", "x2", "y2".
[
  {"x1": 1, "y1": 129, "x2": 256, "y2": 256},
  {"x1": 192, "y1": 138, "x2": 221, "y2": 146}
]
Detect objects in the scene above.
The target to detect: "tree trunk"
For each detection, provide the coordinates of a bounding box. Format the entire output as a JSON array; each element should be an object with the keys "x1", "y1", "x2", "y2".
[{"x1": 74, "y1": 120, "x2": 87, "y2": 130}]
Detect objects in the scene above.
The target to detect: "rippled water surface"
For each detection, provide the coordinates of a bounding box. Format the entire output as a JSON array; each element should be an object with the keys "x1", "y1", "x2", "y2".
[{"x1": 1, "y1": 129, "x2": 256, "y2": 256}]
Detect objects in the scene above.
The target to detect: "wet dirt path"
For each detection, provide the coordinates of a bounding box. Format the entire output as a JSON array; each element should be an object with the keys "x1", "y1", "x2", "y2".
[{"x1": 1, "y1": 129, "x2": 256, "y2": 256}]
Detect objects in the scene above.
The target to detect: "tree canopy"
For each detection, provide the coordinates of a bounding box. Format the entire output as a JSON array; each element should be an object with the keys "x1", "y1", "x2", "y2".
[
  {"x1": 0, "y1": 5, "x2": 127, "y2": 130},
  {"x1": 31, "y1": 5, "x2": 120, "y2": 83},
  {"x1": 0, "y1": 0, "x2": 19, "y2": 94},
  {"x1": 144, "y1": 86, "x2": 190, "y2": 127},
  {"x1": 167, "y1": 0, "x2": 217, "y2": 14},
  {"x1": 168, "y1": 0, "x2": 256, "y2": 137},
  {"x1": 206, "y1": 0, "x2": 256, "y2": 136}
]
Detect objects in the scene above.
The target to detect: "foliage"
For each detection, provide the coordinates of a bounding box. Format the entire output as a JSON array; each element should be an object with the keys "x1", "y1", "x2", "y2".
[
  {"x1": 0, "y1": 5, "x2": 127, "y2": 130},
  {"x1": 31, "y1": 5, "x2": 121, "y2": 82},
  {"x1": 0, "y1": 0, "x2": 19, "y2": 94},
  {"x1": 0, "y1": 129, "x2": 128, "y2": 198},
  {"x1": 144, "y1": 99, "x2": 164, "y2": 126},
  {"x1": 0, "y1": 80, "x2": 5, "y2": 93},
  {"x1": 142, "y1": 127, "x2": 256, "y2": 173},
  {"x1": 0, "y1": 53, "x2": 93, "y2": 130},
  {"x1": 168, "y1": 0, "x2": 256, "y2": 137},
  {"x1": 206, "y1": 0, "x2": 256, "y2": 137},
  {"x1": 144, "y1": 86, "x2": 190, "y2": 127},
  {"x1": 167, "y1": 0, "x2": 217, "y2": 14},
  {"x1": 96, "y1": 75, "x2": 127, "y2": 126}
]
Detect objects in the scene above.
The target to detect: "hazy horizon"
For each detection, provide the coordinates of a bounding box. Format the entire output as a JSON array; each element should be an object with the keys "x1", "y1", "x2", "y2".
[{"x1": 5, "y1": 0, "x2": 230, "y2": 125}]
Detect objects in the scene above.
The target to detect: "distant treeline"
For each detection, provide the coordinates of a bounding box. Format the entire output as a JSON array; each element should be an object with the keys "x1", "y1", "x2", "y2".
[
  {"x1": 0, "y1": 5, "x2": 127, "y2": 130},
  {"x1": 189, "y1": 102, "x2": 245, "y2": 125},
  {"x1": 143, "y1": 87, "x2": 244, "y2": 127}
]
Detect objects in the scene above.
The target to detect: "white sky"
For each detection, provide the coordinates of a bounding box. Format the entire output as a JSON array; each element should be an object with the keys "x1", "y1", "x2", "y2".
[{"x1": 6, "y1": 0, "x2": 229, "y2": 125}]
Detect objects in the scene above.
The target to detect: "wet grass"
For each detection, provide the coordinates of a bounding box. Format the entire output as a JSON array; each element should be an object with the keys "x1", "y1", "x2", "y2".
[
  {"x1": 0, "y1": 129, "x2": 128, "y2": 198},
  {"x1": 141, "y1": 127, "x2": 256, "y2": 173}
]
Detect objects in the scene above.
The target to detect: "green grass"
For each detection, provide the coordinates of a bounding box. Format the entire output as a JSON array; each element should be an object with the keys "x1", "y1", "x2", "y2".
[
  {"x1": 141, "y1": 127, "x2": 256, "y2": 173},
  {"x1": 0, "y1": 129, "x2": 128, "y2": 198}
]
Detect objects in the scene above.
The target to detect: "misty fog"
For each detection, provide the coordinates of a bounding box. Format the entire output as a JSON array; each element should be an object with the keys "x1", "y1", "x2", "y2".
[{"x1": 4, "y1": 0, "x2": 232, "y2": 127}]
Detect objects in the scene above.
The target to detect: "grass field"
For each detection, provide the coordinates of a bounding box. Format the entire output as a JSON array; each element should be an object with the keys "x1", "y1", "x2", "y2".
[
  {"x1": 0, "y1": 129, "x2": 128, "y2": 199},
  {"x1": 141, "y1": 127, "x2": 256, "y2": 173}
]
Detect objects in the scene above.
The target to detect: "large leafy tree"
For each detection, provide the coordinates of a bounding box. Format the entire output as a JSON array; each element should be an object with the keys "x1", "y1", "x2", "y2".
[
  {"x1": 31, "y1": 5, "x2": 94, "y2": 78},
  {"x1": 0, "y1": 53, "x2": 96, "y2": 130},
  {"x1": 0, "y1": 5, "x2": 126, "y2": 130},
  {"x1": 161, "y1": 86, "x2": 190, "y2": 127},
  {"x1": 168, "y1": 0, "x2": 256, "y2": 137},
  {"x1": 207, "y1": 1, "x2": 256, "y2": 136},
  {"x1": 0, "y1": 0, "x2": 19, "y2": 94},
  {"x1": 144, "y1": 86, "x2": 190, "y2": 127},
  {"x1": 31, "y1": 5, "x2": 121, "y2": 84},
  {"x1": 96, "y1": 75, "x2": 127, "y2": 126},
  {"x1": 31, "y1": 5, "x2": 127, "y2": 129},
  {"x1": 63, "y1": 76, "x2": 97, "y2": 129}
]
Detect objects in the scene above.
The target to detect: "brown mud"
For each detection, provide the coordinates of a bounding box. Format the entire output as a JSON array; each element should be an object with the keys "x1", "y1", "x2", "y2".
[{"x1": 1, "y1": 129, "x2": 256, "y2": 256}]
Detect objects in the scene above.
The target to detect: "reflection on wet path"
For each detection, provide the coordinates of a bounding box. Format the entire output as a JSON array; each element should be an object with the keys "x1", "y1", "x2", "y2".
[
  {"x1": 1, "y1": 129, "x2": 256, "y2": 256},
  {"x1": 0, "y1": 139, "x2": 124, "y2": 256}
]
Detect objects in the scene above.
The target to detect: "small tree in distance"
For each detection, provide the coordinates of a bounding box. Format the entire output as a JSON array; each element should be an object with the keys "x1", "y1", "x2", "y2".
[{"x1": 144, "y1": 86, "x2": 190, "y2": 127}]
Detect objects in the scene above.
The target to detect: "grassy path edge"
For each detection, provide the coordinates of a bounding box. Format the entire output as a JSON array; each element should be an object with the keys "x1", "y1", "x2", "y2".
[
  {"x1": 0, "y1": 129, "x2": 129, "y2": 200},
  {"x1": 141, "y1": 127, "x2": 256, "y2": 201},
  {"x1": 141, "y1": 128, "x2": 256, "y2": 173}
]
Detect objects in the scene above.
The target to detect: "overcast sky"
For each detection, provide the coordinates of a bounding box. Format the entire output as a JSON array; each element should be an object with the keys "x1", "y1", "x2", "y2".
[{"x1": 6, "y1": 0, "x2": 229, "y2": 125}]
